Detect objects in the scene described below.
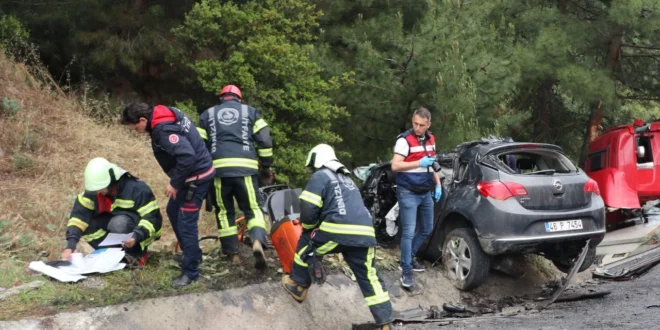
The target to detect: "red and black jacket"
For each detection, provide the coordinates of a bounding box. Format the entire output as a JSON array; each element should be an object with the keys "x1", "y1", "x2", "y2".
[{"x1": 147, "y1": 105, "x2": 214, "y2": 190}]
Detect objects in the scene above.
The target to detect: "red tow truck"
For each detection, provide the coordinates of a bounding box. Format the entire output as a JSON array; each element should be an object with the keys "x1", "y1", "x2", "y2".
[{"x1": 585, "y1": 119, "x2": 660, "y2": 230}]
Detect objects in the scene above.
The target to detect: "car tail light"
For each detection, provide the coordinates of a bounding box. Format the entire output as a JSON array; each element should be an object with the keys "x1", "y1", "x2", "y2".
[
  {"x1": 477, "y1": 181, "x2": 528, "y2": 200},
  {"x1": 584, "y1": 179, "x2": 600, "y2": 195}
]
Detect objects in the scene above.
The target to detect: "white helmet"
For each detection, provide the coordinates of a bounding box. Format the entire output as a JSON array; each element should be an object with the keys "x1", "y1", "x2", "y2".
[
  {"x1": 305, "y1": 144, "x2": 339, "y2": 169},
  {"x1": 84, "y1": 157, "x2": 127, "y2": 192}
]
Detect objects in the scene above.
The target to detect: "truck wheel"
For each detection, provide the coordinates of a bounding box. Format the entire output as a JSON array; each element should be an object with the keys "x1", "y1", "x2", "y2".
[
  {"x1": 552, "y1": 246, "x2": 597, "y2": 273},
  {"x1": 442, "y1": 227, "x2": 491, "y2": 291}
]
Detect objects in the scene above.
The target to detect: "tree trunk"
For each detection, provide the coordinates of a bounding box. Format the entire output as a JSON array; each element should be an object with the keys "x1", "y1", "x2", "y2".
[
  {"x1": 559, "y1": 0, "x2": 569, "y2": 14},
  {"x1": 578, "y1": 33, "x2": 623, "y2": 167},
  {"x1": 534, "y1": 78, "x2": 554, "y2": 141},
  {"x1": 135, "y1": 0, "x2": 148, "y2": 16}
]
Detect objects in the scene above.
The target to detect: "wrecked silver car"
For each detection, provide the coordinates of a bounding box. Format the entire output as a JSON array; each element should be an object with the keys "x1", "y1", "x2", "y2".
[{"x1": 359, "y1": 137, "x2": 606, "y2": 290}]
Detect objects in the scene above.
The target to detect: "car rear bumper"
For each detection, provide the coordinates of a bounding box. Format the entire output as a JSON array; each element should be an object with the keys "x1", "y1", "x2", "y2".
[
  {"x1": 480, "y1": 229, "x2": 606, "y2": 255},
  {"x1": 473, "y1": 195, "x2": 606, "y2": 255}
]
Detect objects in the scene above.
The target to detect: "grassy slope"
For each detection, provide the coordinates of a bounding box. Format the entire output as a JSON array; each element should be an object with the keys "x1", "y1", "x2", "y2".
[{"x1": 0, "y1": 53, "x2": 226, "y2": 320}]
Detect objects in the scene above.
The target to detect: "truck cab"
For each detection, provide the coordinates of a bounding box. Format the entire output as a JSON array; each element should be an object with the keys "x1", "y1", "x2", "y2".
[{"x1": 585, "y1": 119, "x2": 660, "y2": 229}]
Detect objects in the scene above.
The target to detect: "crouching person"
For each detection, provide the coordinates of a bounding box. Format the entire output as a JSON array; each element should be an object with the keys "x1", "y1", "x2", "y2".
[
  {"x1": 281, "y1": 144, "x2": 393, "y2": 329},
  {"x1": 61, "y1": 157, "x2": 163, "y2": 267}
]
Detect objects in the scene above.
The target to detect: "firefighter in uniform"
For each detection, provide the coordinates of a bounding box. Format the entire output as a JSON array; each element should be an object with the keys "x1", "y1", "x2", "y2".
[
  {"x1": 197, "y1": 85, "x2": 272, "y2": 270},
  {"x1": 121, "y1": 103, "x2": 215, "y2": 286},
  {"x1": 281, "y1": 144, "x2": 393, "y2": 329},
  {"x1": 61, "y1": 157, "x2": 162, "y2": 267}
]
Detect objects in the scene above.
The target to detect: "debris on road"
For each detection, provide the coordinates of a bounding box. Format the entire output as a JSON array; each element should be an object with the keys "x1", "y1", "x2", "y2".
[
  {"x1": 593, "y1": 245, "x2": 660, "y2": 280},
  {"x1": 535, "y1": 239, "x2": 590, "y2": 311},
  {"x1": 0, "y1": 280, "x2": 44, "y2": 300},
  {"x1": 540, "y1": 290, "x2": 611, "y2": 303}
]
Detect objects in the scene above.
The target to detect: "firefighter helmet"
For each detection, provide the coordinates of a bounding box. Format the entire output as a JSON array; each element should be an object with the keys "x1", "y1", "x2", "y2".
[
  {"x1": 305, "y1": 144, "x2": 339, "y2": 169},
  {"x1": 219, "y1": 84, "x2": 242, "y2": 100},
  {"x1": 84, "y1": 157, "x2": 126, "y2": 192}
]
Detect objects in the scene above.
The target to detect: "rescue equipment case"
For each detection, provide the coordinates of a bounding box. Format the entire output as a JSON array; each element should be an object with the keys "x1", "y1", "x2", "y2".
[{"x1": 267, "y1": 188, "x2": 303, "y2": 273}]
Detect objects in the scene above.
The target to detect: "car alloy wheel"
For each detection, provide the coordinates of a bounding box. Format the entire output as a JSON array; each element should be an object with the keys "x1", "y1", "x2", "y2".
[
  {"x1": 446, "y1": 236, "x2": 472, "y2": 281},
  {"x1": 441, "y1": 227, "x2": 490, "y2": 291}
]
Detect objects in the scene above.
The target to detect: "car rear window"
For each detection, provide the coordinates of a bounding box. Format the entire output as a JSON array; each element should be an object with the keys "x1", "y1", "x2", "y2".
[{"x1": 483, "y1": 149, "x2": 578, "y2": 175}]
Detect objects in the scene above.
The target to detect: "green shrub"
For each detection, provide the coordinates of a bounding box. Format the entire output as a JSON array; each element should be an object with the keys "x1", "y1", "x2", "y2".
[{"x1": 1, "y1": 97, "x2": 21, "y2": 116}]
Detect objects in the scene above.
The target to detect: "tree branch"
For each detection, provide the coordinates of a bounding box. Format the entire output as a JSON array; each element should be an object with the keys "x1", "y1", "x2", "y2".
[
  {"x1": 354, "y1": 80, "x2": 391, "y2": 92},
  {"x1": 621, "y1": 53, "x2": 660, "y2": 58},
  {"x1": 400, "y1": 39, "x2": 415, "y2": 85},
  {"x1": 622, "y1": 44, "x2": 660, "y2": 50},
  {"x1": 362, "y1": 133, "x2": 386, "y2": 141},
  {"x1": 618, "y1": 94, "x2": 660, "y2": 100},
  {"x1": 568, "y1": 1, "x2": 601, "y2": 17}
]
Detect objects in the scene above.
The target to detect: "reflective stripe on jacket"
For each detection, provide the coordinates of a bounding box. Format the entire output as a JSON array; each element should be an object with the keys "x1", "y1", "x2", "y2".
[
  {"x1": 299, "y1": 168, "x2": 376, "y2": 248},
  {"x1": 198, "y1": 97, "x2": 273, "y2": 178},
  {"x1": 65, "y1": 173, "x2": 163, "y2": 249},
  {"x1": 148, "y1": 105, "x2": 214, "y2": 189}
]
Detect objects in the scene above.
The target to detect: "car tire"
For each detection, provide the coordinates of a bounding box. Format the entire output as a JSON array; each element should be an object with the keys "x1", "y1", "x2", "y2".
[
  {"x1": 552, "y1": 245, "x2": 597, "y2": 273},
  {"x1": 441, "y1": 227, "x2": 491, "y2": 291}
]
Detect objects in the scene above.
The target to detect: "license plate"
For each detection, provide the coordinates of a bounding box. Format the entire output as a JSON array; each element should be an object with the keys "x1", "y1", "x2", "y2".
[{"x1": 545, "y1": 220, "x2": 583, "y2": 232}]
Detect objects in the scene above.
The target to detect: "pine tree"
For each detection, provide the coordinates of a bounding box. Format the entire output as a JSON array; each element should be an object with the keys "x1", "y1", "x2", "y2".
[{"x1": 172, "y1": 0, "x2": 346, "y2": 185}]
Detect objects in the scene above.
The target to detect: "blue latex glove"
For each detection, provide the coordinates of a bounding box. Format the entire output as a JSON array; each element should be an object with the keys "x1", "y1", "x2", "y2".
[
  {"x1": 434, "y1": 185, "x2": 443, "y2": 202},
  {"x1": 419, "y1": 156, "x2": 435, "y2": 168}
]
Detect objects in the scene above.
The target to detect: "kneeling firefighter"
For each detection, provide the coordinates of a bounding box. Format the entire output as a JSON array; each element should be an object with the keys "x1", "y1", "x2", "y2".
[
  {"x1": 281, "y1": 144, "x2": 393, "y2": 329},
  {"x1": 61, "y1": 157, "x2": 163, "y2": 267}
]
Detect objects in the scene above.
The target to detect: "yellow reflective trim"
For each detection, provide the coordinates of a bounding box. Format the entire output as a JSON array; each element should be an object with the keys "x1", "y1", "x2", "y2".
[
  {"x1": 83, "y1": 228, "x2": 107, "y2": 242},
  {"x1": 214, "y1": 178, "x2": 229, "y2": 230},
  {"x1": 138, "y1": 220, "x2": 156, "y2": 236},
  {"x1": 319, "y1": 222, "x2": 375, "y2": 237},
  {"x1": 257, "y1": 148, "x2": 273, "y2": 157},
  {"x1": 365, "y1": 292, "x2": 390, "y2": 306},
  {"x1": 315, "y1": 241, "x2": 338, "y2": 255},
  {"x1": 140, "y1": 236, "x2": 155, "y2": 250},
  {"x1": 77, "y1": 194, "x2": 94, "y2": 210},
  {"x1": 137, "y1": 201, "x2": 159, "y2": 216},
  {"x1": 213, "y1": 158, "x2": 259, "y2": 169},
  {"x1": 111, "y1": 199, "x2": 135, "y2": 211},
  {"x1": 300, "y1": 190, "x2": 322, "y2": 208},
  {"x1": 245, "y1": 176, "x2": 267, "y2": 230},
  {"x1": 218, "y1": 226, "x2": 238, "y2": 237},
  {"x1": 302, "y1": 222, "x2": 317, "y2": 230},
  {"x1": 67, "y1": 217, "x2": 88, "y2": 231},
  {"x1": 365, "y1": 247, "x2": 385, "y2": 298},
  {"x1": 197, "y1": 127, "x2": 208, "y2": 140},
  {"x1": 139, "y1": 228, "x2": 162, "y2": 250},
  {"x1": 294, "y1": 246, "x2": 309, "y2": 267},
  {"x1": 253, "y1": 118, "x2": 268, "y2": 133}
]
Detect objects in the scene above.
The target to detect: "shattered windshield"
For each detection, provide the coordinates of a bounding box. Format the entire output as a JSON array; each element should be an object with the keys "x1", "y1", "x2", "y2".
[{"x1": 482, "y1": 150, "x2": 578, "y2": 175}]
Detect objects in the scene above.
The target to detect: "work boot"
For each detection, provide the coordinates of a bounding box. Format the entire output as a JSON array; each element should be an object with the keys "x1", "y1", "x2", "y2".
[
  {"x1": 252, "y1": 240, "x2": 267, "y2": 270},
  {"x1": 172, "y1": 273, "x2": 196, "y2": 287},
  {"x1": 400, "y1": 270, "x2": 413, "y2": 288},
  {"x1": 281, "y1": 275, "x2": 308, "y2": 303},
  {"x1": 226, "y1": 253, "x2": 240, "y2": 266},
  {"x1": 380, "y1": 323, "x2": 393, "y2": 330}
]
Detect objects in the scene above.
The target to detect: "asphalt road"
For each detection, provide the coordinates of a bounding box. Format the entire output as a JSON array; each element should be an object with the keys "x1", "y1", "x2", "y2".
[{"x1": 401, "y1": 266, "x2": 660, "y2": 330}]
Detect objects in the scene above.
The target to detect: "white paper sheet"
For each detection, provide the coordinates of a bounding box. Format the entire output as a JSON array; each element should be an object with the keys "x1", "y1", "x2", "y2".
[
  {"x1": 98, "y1": 233, "x2": 134, "y2": 247},
  {"x1": 28, "y1": 261, "x2": 87, "y2": 283},
  {"x1": 59, "y1": 248, "x2": 126, "y2": 275}
]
